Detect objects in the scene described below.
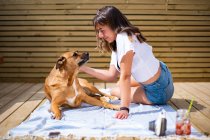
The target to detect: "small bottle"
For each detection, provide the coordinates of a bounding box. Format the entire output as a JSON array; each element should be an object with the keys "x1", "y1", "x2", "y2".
[{"x1": 176, "y1": 109, "x2": 191, "y2": 135}]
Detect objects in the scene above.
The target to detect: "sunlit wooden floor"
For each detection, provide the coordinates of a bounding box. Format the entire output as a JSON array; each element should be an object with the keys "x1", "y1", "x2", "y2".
[{"x1": 0, "y1": 82, "x2": 210, "y2": 139}]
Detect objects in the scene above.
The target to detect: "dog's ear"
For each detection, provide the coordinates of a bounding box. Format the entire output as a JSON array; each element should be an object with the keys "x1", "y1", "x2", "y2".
[{"x1": 56, "y1": 56, "x2": 66, "y2": 70}]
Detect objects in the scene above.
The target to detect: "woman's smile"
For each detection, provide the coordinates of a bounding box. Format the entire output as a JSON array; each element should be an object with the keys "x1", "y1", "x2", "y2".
[{"x1": 96, "y1": 24, "x2": 116, "y2": 43}]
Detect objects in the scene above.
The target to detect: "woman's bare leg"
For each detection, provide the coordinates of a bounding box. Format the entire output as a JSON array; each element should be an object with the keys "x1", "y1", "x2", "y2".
[{"x1": 111, "y1": 85, "x2": 152, "y2": 105}]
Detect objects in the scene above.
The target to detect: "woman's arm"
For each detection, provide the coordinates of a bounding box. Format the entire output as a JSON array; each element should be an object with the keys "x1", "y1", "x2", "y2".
[
  {"x1": 119, "y1": 50, "x2": 134, "y2": 107},
  {"x1": 79, "y1": 65, "x2": 119, "y2": 82},
  {"x1": 115, "y1": 50, "x2": 134, "y2": 119},
  {"x1": 116, "y1": 76, "x2": 140, "y2": 87}
]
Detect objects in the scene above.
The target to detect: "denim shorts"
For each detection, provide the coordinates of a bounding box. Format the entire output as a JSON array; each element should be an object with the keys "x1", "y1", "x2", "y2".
[{"x1": 142, "y1": 61, "x2": 174, "y2": 105}]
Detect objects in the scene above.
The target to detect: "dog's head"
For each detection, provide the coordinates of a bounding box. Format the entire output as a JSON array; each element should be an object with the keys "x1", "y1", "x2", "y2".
[{"x1": 56, "y1": 51, "x2": 89, "y2": 71}]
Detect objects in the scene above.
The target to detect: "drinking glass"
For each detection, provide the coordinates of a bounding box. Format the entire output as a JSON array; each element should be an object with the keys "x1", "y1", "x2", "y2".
[{"x1": 176, "y1": 109, "x2": 191, "y2": 135}]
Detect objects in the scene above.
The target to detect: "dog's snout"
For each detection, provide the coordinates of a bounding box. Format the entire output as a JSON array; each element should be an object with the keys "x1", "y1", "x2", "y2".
[
  {"x1": 78, "y1": 52, "x2": 89, "y2": 66},
  {"x1": 81, "y1": 52, "x2": 89, "y2": 58}
]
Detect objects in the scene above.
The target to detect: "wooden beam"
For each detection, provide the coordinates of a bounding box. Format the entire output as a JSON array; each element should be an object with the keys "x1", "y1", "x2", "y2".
[{"x1": 0, "y1": 56, "x2": 3, "y2": 64}]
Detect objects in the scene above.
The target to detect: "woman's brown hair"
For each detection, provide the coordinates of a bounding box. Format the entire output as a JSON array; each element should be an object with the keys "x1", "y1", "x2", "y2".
[{"x1": 93, "y1": 6, "x2": 146, "y2": 52}]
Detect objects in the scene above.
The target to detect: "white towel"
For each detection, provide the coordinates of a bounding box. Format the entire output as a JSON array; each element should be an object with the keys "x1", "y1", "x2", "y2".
[{"x1": 7, "y1": 89, "x2": 204, "y2": 139}]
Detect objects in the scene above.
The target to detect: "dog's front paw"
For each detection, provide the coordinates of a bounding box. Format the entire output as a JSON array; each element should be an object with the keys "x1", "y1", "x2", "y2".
[
  {"x1": 100, "y1": 96, "x2": 110, "y2": 102},
  {"x1": 51, "y1": 112, "x2": 62, "y2": 120},
  {"x1": 109, "y1": 96, "x2": 119, "y2": 100},
  {"x1": 103, "y1": 103, "x2": 120, "y2": 111},
  {"x1": 55, "y1": 115, "x2": 62, "y2": 120}
]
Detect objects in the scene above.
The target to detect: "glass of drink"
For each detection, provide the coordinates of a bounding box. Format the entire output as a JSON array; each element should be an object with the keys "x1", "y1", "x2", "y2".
[{"x1": 176, "y1": 109, "x2": 191, "y2": 135}]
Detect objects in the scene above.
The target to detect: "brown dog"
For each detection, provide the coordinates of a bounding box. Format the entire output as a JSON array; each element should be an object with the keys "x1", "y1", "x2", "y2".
[{"x1": 44, "y1": 51, "x2": 119, "y2": 119}]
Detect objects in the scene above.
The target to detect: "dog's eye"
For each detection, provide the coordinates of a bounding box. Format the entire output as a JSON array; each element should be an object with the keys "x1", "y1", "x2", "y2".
[{"x1": 73, "y1": 51, "x2": 78, "y2": 57}]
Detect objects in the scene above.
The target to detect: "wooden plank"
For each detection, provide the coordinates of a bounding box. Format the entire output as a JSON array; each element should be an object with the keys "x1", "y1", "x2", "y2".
[
  {"x1": 0, "y1": 56, "x2": 3, "y2": 64},
  {"x1": 195, "y1": 83, "x2": 210, "y2": 91},
  {"x1": 0, "y1": 83, "x2": 18, "y2": 91},
  {"x1": 168, "y1": 0, "x2": 210, "y2": 4},
  {"x1": 172, "y1": 73, "x2": 210, "y2": 78},
  {"x1": 0, "y1": 37, "x2": 96, "y2": 42},
  {"x1": 0, "y1": 83, "x2": 43, "y2": 123},
  {"x1": 2, "y1": 47, "x2": 210, "y2": 53},
  {"x1": 1, "y1": 25, "x2": 210, "y2": 31},
  {"x1": 0, "y1": 47, "x2": 98, "y2": 52},
  {"x1": 0, "y1": 83, "x2": 17, "y2": 91},
  {"x1": 0, "y1": 9, "x2": 209, "y2": 16},
  {"x1": 167, "y1": 63, "x2": 210, "y2": 68},
  {"x1": 1, "y1": 20, "x2": 210, "y2": 26},
  {"x1": 0, "y1": 21, "x2": 92, "y2": 26},
  {"x1": 173, "y1": 78, "x2": 210, "y2": 82},
  {"x1": 0, "y1": 72, "x2": 209, "y2": 79},
  {"x1": 0, "y1": 15, "x2": 209, "y2": 21},
  {"x1": 0, "y1": 31, "x2": 209, "y2": 37},
  {"x1": 0, "y1": 5, "x2": 166, "y2": 10},
  {"x1": 0, "y1": 87, "x2": 46, "y2": 136},
  {"x1": 0, "y1": 62, "x2": 110, "y2": 68},
  {"x1": 0, "y1": 68, "x2": 210, "y2": 74},
  {"x1": 0, "y1": 31, "x2": 95, "y2": 36},
  {"x1": 189, "y1": 83, "x2": 210, "y2": 98},
  {"x1": 161, "y1": 58, "x2": 210, "y2": 63},
  {"x1": 1, "y1": 67, "x2": 210, "y2": 74},
  {"x1": 1, "y1": 62, "x2": 210, "y2": 68},
  {"x1": 142, "y1": 37, "x2": 210, "y2": 42},
  {"x1": 0, "y1": 26, "x2": 94, "y2": 31},
  {"x1": 168, "y1": 5, "x2": 210, "y2": 10},
  {"x1": 3, "y1": 57, "x2": 210, "y2": 63},
  {"x1": 174, "y1": 83, "x2": 210, "y2": 119},
  {"x1": 1, "y1": 9, "x2": 210, "y2": 16},
  {"x1": 1, "y1": 36, "x2": 210, "y2": 42},
  {"x1": 0, "y1": 68, "x2": 52, "y2": 73},
  {"x1": 0, "y1": 57, "x2": 110, "y2": 63},
  {"x1": 1, "y1": 52, "x2": 210, "y2": 58},
  {"x1": 1, "y1": 77, "x2": 208, "y2": 83},
  {"x1": 1, "y1": 42, "x2": 210, "y2": 47},
  {"x1": 171, "y1": 83, "x2": 210, "y2": 135},
  {"x1": 170, "y1": 68, "x2": 210, "y2": 72},
  {"x1": 0, "y1": 73, "x2": 46, "y2": 78},
  {"x1": 1, "y1": 57, "x2": 210, "y2": 65},
  {"x1": 0, "y1": 83, "x2": 10, "y2": 90},
  {"x1": 176, "y1": 83, "x2": 210, "y2": 105},
  {"x1": 0, "y1": 83, "x2": 34, "y2": 109},
  {"x1": 0, "y1": 0, "x2": 166, "y2": 4},
  {"x1": 155, "y1": 53, "x2": 210, "y2": 57},
  {"x1": 0, "y1": 52, "x2": 111, "y2": 57},
  {"x1": 0, "y1": 71, "x2": 210, "y2": 81},
  {"x1": 0, "y1": 42, "x2": 97, "y2": 47},
  {"x1": 0, "y1": 83, "x2": 25, "y2": 98}
]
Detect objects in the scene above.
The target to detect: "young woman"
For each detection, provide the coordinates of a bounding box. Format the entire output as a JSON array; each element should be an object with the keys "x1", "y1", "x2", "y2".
[{"x1": 80, "y1": 6, "x2": 174, "y2": 119}]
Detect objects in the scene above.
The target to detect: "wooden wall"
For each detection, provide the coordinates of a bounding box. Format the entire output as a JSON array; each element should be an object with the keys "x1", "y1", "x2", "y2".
[{"x1": 0, "y1": 0, "x2": 210, "y2": 82}]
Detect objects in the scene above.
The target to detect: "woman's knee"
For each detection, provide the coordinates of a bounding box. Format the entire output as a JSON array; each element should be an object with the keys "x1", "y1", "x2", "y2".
[{"x1": 110, "y1": 87, "x2": 120, "y2": 97}]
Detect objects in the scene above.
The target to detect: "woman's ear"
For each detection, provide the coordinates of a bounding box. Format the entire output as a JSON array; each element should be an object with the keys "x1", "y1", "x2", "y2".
[{"x1": 56, "y1": 56, "x2": 66, "y2": 70}]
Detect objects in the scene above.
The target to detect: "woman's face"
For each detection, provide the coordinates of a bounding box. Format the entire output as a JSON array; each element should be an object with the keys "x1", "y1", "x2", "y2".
[{"x1": 95, "y1": 24, "x2": 117, "y2": 43}]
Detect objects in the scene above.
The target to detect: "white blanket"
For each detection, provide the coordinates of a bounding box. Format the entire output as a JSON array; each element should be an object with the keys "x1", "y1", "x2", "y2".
[{"x1": 7, "y1": 89, "x2": 205, "y2": 139}]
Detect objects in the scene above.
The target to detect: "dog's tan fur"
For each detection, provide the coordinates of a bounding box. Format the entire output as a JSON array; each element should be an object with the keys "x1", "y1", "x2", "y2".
[{"x1": 44, "y1": 51, "x2": 119, "y2": 119}]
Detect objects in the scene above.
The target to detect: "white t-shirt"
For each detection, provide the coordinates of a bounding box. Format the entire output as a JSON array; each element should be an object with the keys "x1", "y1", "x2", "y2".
[{"x1": 110, "y1": 32, "x2": 160, "y2": 83}]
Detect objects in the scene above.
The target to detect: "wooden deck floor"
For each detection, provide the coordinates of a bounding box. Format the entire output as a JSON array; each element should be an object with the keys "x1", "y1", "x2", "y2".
[{"x1": 0, "y1": 82, "x2": 210, "y2": 138}]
